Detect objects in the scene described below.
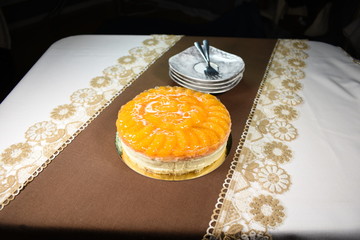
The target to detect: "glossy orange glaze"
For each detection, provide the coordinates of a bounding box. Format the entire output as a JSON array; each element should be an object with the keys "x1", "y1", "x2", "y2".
[{"x1": 116, "y1": 86, "x2": 231, "y2": 160}]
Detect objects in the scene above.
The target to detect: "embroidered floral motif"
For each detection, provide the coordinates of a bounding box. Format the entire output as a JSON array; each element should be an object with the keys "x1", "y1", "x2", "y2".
[
  {"x1": 25, "y1": 121, "x2": 58, "y2": 142},
  {"x1": 284, "y1": 68, "x2": 305, "y2": 80},
  {"x1": 103, "y1": 64, "x2": 126, "y2": 79},
  {"x1": 129, "y1": 47, "x2": 157, "y2": 62},
  {"x1": 249, "y1": 195, "x2": 285, "y2": 227},
  {"x1": 103, "y1": 66, "x2": 135, "y2": 85},
  {"x1": 118, "y1": 55, "x2": 137, "y2": 65},
  {"x1": 51, "y1": 104, "x2": 76, "y2": 120},
  {"x1": 274, "y1": 104, "x2": 298, "y2": 121},
  {"x1": 90, "y1": 76, "x2": 112, "y2": 88},
  {"x1": 70, "y1": 88, "x2": 98, "y2": 104},
  {"x1": 293, "y1": 41, "x2": 309, "y2": 50},
  {"x1": 263, "y1": 141, "x2": 292, "y2": 164},
  {"x1": 1, "y1": 143, "x2": 32, "y2": 165},
  {"x1": 288, "y1": 58, "x2": 306, "y2": 68},
  {"x1": 143, "y1": 38, "x2": 159, "y2": 46},
  {"x1": 279, "y1": 91, "x2": 303, "y2": 106},
  {"x1": 129, "y1": 46, "x2": 149, "y2": 56},
  {"x1": 258, "y1": 165, "x2": 291, "y2": 193},
  {"x1": 282, "y1": 79, "x2": 302, "y2": 92},
  {"x1": 268, "y1": 120, "x2": 297, "y2": 141},
  {"x1": 292, "y1": 50, "x2": 309, "y2": 60}
]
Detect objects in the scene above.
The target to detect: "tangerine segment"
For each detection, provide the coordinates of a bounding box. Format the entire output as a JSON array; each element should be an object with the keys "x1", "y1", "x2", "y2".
[
  {"x1": 145, "y1": 133, "x2": 166, "y2": 156},
  {"x1": 158, "y1": 134, "x2": 177, "y2": 157},
  {"x1": 116, "y1": 86, "x2": 231, "y2": 159}
]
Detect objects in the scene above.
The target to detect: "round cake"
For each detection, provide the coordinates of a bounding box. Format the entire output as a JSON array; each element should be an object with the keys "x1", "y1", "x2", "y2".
[{"x1": 116, "y1": 86, "x2": 231, "y2": 176}]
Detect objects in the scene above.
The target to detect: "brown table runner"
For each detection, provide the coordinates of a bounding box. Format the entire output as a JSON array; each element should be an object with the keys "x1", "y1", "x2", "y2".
[{"x1": 0, "y1": 36, "x2": 276, "y2": 239}]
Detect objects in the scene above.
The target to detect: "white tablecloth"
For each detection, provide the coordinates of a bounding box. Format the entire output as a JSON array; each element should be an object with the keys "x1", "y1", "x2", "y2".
[
  {"x1": 0, "y1": 35, "x2": 157, "y2": 148},
  {"x1": 276, "y1": 41, "x2": 360, "y2": 238},
  {"x1": 0, "y1": 34, "x2": 182, "y2": 209}
]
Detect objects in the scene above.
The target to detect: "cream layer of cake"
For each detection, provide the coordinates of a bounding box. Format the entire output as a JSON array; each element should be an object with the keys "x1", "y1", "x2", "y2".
[{"x1": 118, "y1": 136, "x2": 227, "y2": 175}]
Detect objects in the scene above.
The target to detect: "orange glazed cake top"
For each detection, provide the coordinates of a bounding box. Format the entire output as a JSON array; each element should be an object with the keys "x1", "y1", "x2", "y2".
[{"x1": 116, "y1": 86, "x2": 231, "y2": 161}]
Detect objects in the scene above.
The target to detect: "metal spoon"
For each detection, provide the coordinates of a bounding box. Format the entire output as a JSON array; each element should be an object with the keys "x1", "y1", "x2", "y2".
[{"x1": 194, "y1": 41, "x2": 219, "y2": 78}]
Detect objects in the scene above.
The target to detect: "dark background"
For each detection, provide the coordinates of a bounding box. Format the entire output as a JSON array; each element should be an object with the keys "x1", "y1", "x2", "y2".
[{"x1": 1, "y1": 0, "x2": 359, "y2": 103}]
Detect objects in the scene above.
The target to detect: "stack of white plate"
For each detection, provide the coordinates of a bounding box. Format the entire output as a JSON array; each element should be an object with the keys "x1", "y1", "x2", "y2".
[{"x1": 169, "y1": 45, "x2": 245, "y2": 94}]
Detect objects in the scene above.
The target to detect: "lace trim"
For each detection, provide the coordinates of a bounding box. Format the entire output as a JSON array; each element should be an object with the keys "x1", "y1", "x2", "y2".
[
  {"x1": 203, "y1": 39, "x2": 280, "y2": 240},
  {"x1": 204, "y1": 39, "x2": 309, "y2": 240},
  {"x1": 0, "y1": 35, "x2": 183, "y2": 211}
]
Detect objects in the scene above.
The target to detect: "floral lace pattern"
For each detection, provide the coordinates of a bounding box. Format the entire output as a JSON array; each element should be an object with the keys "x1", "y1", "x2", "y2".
[
  {"x1": 0, "y1": 35, "x2": 182, "y2": 210},
  {"x1": 204, "y1": 39, "x2": 309, "y2": 240}
]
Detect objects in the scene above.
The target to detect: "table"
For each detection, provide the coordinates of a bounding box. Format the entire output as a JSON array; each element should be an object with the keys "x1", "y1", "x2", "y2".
[{"x1": 0, "y1": 35, "x2": 359, "y2": 240}]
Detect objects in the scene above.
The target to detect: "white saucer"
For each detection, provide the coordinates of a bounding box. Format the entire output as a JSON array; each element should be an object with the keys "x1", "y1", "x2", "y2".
[
  {"x1": 169, "y1": 45, "x2": 245, "y2": 82},
  {"x1": 168, "y1": 45, "x2": 245, "y2": 94}
]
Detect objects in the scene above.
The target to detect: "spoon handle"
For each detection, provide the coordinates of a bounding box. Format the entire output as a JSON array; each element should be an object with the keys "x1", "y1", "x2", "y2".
[
  {"x1": 203, "y1": 39, "x2": 210, "y2": 62},
  {"x1": 194, "y1": 42, "x2": 208, "y2": 63}
]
